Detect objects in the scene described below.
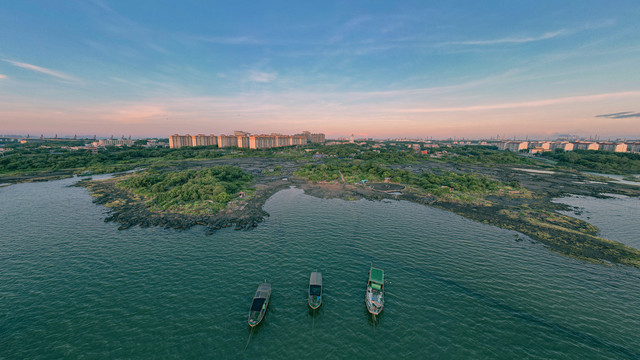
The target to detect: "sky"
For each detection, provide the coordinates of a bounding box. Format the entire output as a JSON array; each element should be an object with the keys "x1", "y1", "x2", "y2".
[{"x1": 1, "y1": 0, "x2": 640, "y2": 139}]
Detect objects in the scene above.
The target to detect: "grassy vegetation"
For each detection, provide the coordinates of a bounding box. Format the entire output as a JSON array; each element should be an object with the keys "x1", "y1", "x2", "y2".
[
  {"x1": 441, "y1": 145, "x2": 538, "y2": 165},
  {"x1": 305, "y1": 144, "x2": 539, "y2": 166},
  {"x1": 0, "y1": 141, "x2": 314, "y2": 177},
  {"x1": 540, "y1": 149, "x2": 640, "y2": 174},
  {"x1": 295, "y1": 160, "x2": 519, "y2": 198},
  {"x1": 0, "y1": 143, "x2": 228, "y2": 175},
  {"x1": 117, "y1": 166, "x2": 253, "y2": 214},
  {"x1": 4, "y1": 140, "x2": 638, "y2": 178}
]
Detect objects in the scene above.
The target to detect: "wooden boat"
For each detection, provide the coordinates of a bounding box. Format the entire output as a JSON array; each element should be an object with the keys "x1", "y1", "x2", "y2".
[
  {"x1": 365, "y1": 266, "x2": 384, "y2": 315},
  {"x1": 308, "y1": 272, "x2": 323, "y2": 309},
  {"x1": 248, "y1": 282, "x2": 271, "y2": 327}
]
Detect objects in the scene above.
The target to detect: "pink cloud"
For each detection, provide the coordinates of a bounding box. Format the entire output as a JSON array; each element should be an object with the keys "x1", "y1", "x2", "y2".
[
  {"x1": 1, "y1": 59, "x2": 79, "y2": 82},
  {"x1": 2, "y1": 89, "x2": 639, "y2": 139},
  {"x1": 110, "y1": 105, "x2": 168, "y2": 123}
]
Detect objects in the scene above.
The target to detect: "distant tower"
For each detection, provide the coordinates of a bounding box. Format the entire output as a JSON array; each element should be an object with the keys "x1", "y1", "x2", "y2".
[
  {"x1": 350, "y1": 134, "x2": 355, "y2": 143},
  {"x1": 93, "y1": 135, "x2": 96, "y2": 140},
  {"x1": 55, "y1": 134, "x2": 57, "y2": 139},
  {"x1": 27, "y1": 134, "x2": 30, "y2": 139},
  {"x1": 73, "y1": 134, "x2": 77, "y2": 140},
  {"x1": 110, "y1": 135, "x2": 113, "y2": 140},
  {"x1": 40, "y1": 134, "x2": 44, "y2": 140}
]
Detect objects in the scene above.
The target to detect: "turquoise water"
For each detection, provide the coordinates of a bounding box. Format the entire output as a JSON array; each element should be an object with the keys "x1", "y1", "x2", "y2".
[{"x1": 1, "y1": 177, "x2": 640, "y2": 359}]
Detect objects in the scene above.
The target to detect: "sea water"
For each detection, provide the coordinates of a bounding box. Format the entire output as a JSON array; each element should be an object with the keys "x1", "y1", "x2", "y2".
[{"x1": 1, "y1": 178, "x2": 639, "y2": 359}]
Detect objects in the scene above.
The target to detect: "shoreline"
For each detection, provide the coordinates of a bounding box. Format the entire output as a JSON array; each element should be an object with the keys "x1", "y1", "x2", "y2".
[
  {"x1": 78, "y1": 177, "x2": 293, "y2": 234},
  {"x1": 78, "y1": 167, "x2": 640, "y2": 269},
  {"x1": 6, "y1": 157, "x2": 639, "y2": 269}
]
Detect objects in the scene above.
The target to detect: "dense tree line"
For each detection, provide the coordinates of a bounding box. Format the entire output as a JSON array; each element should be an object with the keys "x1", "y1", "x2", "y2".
[
  {"x1": 540, "y1": 150, "x2": 640, "y2": 174},
  {"x1": 0, "y1": 146, "x2": 225, "y2": 174},
  {"x1": 443, "y1": 146, "x2": 537, "y2": 165}
]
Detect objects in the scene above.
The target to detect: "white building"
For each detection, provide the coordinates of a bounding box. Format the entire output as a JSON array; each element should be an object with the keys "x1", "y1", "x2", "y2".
[
  {"x1": 549, "y1": 141, "x2": 574, "y2": 152},
  {"x1": 573, "y1": 141, "x2": 599, "y2": 151},
  {"x1": 497, "y1": 141, "x2": 528, "y2": 152},
  {"x1": 598, "y1": 142, "x2": 627, "y2": 152}
]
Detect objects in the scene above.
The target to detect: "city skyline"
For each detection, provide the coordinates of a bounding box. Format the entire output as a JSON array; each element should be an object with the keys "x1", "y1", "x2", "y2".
[{"x1": 1, "y1": 1, "x2": 640, "y2": 138}]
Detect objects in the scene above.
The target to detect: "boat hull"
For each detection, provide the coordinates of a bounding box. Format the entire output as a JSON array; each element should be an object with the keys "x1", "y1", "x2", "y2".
[
  {"x1": 248, "y1": 283, "x2": 271, "y2": 327},
  {"x1": 365, "y1": 287, "x2": 383, "y2": 315},
  {"x1": 308, "y1": 297, "x2": 322, "y2": 310},
  {"x1": 308, "y1": 272, "x2": 323, "y2": 310},
  {"x1": 365, "y1": 266, "x2": 384, "y2": 316}
]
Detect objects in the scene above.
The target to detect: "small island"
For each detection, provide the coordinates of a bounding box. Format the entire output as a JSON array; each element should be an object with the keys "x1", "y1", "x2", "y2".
[{"x1": 2, "y1": 139, "x2": 640, "y2": 268}]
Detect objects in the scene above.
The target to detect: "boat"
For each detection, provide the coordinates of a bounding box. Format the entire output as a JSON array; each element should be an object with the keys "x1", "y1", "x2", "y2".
[
  {"x1": 365, "y1": 266, "x2": 384, "y2": 315},
  {"x1": 308, "y1": 272, "x2": 323, "y2": 309},
  {"x1": 248, "y1": 282, "x2": 271, "y2": 327}
]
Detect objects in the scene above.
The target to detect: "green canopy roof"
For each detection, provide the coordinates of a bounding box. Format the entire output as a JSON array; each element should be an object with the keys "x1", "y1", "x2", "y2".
[{"x1": 369, "y1": 267, "x2": 384, "y2": 284}]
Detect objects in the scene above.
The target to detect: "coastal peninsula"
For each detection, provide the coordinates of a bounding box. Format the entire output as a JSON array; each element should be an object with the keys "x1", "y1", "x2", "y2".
[{"x1": 2, "y1": 141, "x2": 640, "y2": 268}]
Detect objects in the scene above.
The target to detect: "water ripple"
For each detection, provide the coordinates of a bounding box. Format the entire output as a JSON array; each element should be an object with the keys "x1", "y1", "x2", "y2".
[{"x1": 1, "y1": 183, "x2": 639, "y2": 359}]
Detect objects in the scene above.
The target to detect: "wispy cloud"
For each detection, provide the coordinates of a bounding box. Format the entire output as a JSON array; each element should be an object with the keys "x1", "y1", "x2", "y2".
[
  {"x1": 186, "y1": 35, "x2": 262, "y2": 45},
  {"x1": 328, "y1": 15, "x2": 374, "y2": 43},
  {"x1": 392, "y1": 91, "x2": 640, "y2": 113},
  {"x1": 86, "y1": 0, "x2": 150, "y2": 38},
  {"x1": 4, "y1": 84, "x2": 639, "y2": 138},
  {"x1": 0, "y1": 74, "x2": 6, "y2": 79},
  {"x1": 596, "y1": 111, "x2": 640, "y2": 119},
  {"x1": 446, "y1": 30, "x2": 566, "y2": 46},
  {"x1": 247, "y1": 70, "x2": 278, "y2": 83},
  {"x1": 1, "y1": 59, "x2": 79, "y2": 82},
  {"x1": 344, "y1": 68, "x2": 522, "y2": 100}
]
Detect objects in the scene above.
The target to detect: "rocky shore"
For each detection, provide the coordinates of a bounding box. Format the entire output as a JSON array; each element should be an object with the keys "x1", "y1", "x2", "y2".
[{"x1": 78, "y1": 177, "x2": 295, "y2": 234}]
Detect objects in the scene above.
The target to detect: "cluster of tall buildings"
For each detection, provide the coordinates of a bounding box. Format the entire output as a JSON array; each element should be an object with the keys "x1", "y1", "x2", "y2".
[
  {"x1": 168, "y1": 131, "x2": 325, "y2": 149},
  {"x1": 497, "y1": 140, "x2": 640, "y2": 154}
]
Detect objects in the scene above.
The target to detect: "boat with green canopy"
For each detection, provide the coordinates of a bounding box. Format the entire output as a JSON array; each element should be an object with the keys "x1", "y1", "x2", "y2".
[
  {"x1": 308, "y1": 271, "x2": 323, "y2": 309},
  {"x1": 365, "y1": 266, "x2": 384, "y2": 316},
  {"x1": 248, "y1": 282, "x2": 271, "y2": 327}
]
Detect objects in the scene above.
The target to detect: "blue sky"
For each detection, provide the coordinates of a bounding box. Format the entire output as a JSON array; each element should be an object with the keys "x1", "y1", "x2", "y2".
[{"x1": 1, "y1": 0, "x2": 639, "y2": 139}]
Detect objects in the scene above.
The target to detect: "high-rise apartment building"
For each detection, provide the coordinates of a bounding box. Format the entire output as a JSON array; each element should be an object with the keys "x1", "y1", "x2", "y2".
[
  {"x1": 497, "y1": 141, "x2": 528, "y2": 152},
  {"x1": 217, "y1": 135, "x2": 238, "y2": 148},
  {"x1": 527, "y1": 141, "x2": 550, "y2": 150},
  {"x1": 549, "y1": 141, "x2": 574, "y2": 151},
  {"x1": 573, "y1": 141, "x2": 599, "y2": 150},
  {"x1": 598, "y1": 142, "x2": 627, "y2": 152},
  {"x1": 249, "y1": 135, "x2": 277, "y2": 149},
  {"x1": 276, "y1": 135, "x2": 292, "y2": 147},
  {"x1": 301, "y1": 131, "x2": 326, "y2": 143},
  {"x1": 192, "y1": 134, "x2": 217, "y2": 147},
  {"x1": 170, "y1": 130, "x2": 319, "y2": 149},
  {"x1": 169, "y1": 134, "x2": 193, "y2": 148},
  {"x1": 627, "y1": 142, "x2": 640, "y2": 153},
  {"x1": 237, "y1": 135, "x2": 250, "y2": 148},
  {"x1": 290, "y1": 135, "x2": 308, "y2": 146}
]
